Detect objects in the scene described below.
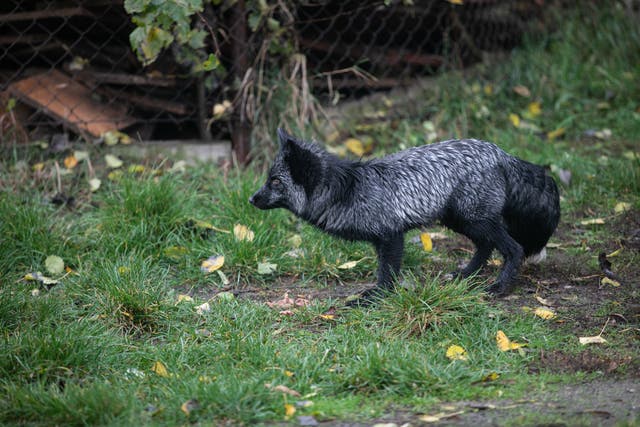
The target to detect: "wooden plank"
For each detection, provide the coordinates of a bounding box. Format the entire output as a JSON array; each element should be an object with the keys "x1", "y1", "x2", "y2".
[
  {"x1": 75, "y1": 70, "x2": 177, "y2": 87},
  {"x1": 8, "y1": 70, "x2": 136, "y2": 137},
  {"x1": 0, "y1": 7, "x2": 93, "y2": 23}
]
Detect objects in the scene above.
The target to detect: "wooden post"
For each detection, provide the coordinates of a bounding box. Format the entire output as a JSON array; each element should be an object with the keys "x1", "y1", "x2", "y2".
[{"x1": 229, "y1": 0, "x2": 251, "y2": 165}]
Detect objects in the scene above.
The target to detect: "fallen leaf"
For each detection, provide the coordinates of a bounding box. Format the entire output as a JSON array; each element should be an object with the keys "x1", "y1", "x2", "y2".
[
  {"x1": 420, "y1": 232, "x2": 433, "y2": 252},
  {"x1": 481, "y1": 372, "x2": 500, "y2": 382},
  {"x1": 289, "y1": 234, "x2": 302, "y2": 248},
  {"x1": 212, "y1": 100, "x2": 232, "y2": 118},
  {"x1": 45, "y1": 255, "x2": 65, "y2": 275},
  {"x1": 196, "y1": 302, "x2": 211, "y2": 315},
  {"x1": 32, "y1": 162, "x2": 45, "y2": 172},
  {"x1": 607, "y1": 248, "x2": 622, "y2": 257},
  {"x1": 257, "y1": 262, "x2": 277, "y2": 275},
  {"x1": 446, "y1": 344, "x2": 468, "y2": 361},
  {"x1": 546, "y1": 127, "x2": 566, "y2": 140},
  {"x1": 128, "y1": 164, "x2": 145, "y2": 174},
  {"x1": 201, "y1": 255, "x2": 224, "y2": 273},
  {"x1": 509, "y1": 113, "x2": 521, "y2": 128},
  {"x1": 233, "y1": 224, "x2": 255, "y2": 242},
  {"x1": 180, "y1": 399, "x2": 200, "y2": 416},
  {"x1": 24, "y1": 272, "x2": 59, "y2": 286},
  {"x1": 496, "y1": 330, "x2": 526, "y2": 351},
  {"x1": 164, "y1": 246, "x2": 189, "y2": 260},
  {"x1": 513, "y1": 85, "x2": 531, "y2": 97},
  {"x1": 105, "y1": 154, "x2": 123, "y2": 169},
  {"x1": 526, "y1": 101, "x2": 542, "y2": 118},
  {"x1": 601, "y1": 277, "x2": 621, "y2": 287},
  {"x1": 614, "y1": 202, "x2": 631, "y2": 213},
  {"x1": 337, "y1": 260, "x2": 359, "y2": 269},
  {"x1": 580, "y1": 218, "x2": 605, "y2": 226},
  {"x1": 64, "y1": 155, "x2": 78, "y2": 169},
  {"x1": 344, "y1": 138, "x2": 366, "y2": 157},
  {"x1": 446, "y1": 0, "x2": 463, "y2": 4},
  {"x1": 579, "y1": 335, "x2": 607, "y2": 345},
  {"x1": 176, "y1": 294, "x2": 194, "y2": 304},
  {"x1": 266, "y1": 293, "x2": 310, "y2": 310},
  {"x1": 151, "y1": 361, "x2": 170, "y2": 378},
  {"x1": 534, "y1": 307, "x2": 556, "y2": 320},
  {"x1": 284, "y1": 403, "x2": 296, "y2": 418},
  {"x1": 89, "y1": 178, "x2": 101, "y2": 192},
  {"x1": 266, "y1": 384, "x2": 301, "y2": 397},
  {"x1": 74, "y1": 150, "x2": 89, "y2": 161},
  {"x1": 214, "y1": 291, "x2": 235, "y2": 301},
  {"x1": 31, "y1": 288, "x2": 40, "y2": 297}
]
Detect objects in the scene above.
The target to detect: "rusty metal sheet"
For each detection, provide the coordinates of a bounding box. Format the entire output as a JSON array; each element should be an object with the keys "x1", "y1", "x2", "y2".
[{"x1": 8, "y1": 70, "x2": 136, "y2": 137}]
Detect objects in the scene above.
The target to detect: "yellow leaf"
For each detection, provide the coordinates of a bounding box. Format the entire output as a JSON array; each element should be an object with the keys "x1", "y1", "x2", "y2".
[
  {"x1": 164, "y1": 246, "x2": 189, "y2": 259},
  {"x1": 284, "y1": 403, "x2": 296, "y2": 418},
  {"x1": 614, "y1": 202, "x2": 631, "y2": 213},
  {"x1": 201, "y1": 255, "x2": 224, "y2": 273},
  {"x1": 118, "y1": 266, "x2": 130, "y2": 275},
  {"x1": 607, "y1": 248, "x2": 622, "y2": 257},
  {"x1": 128, "y1": 164, "x2": 145, "y2": 174},
  {"x1": 337, "y1": 260, "x2": 359, "y2": 270},
  {"x1": 319, "y1": 313, "x2": 336, "y2": 320},
  {"x1": 151, "y1": 361, "x2": 170, "y2": 378},
  {"x1": 447, "y1": 0, "x2": 463, "y2": 4},
  {"x1": 288, "y1": 234, "x2": 302, "y2": 248},
  {"x1": 509, "y1": 113, "x2": 521, "y2": 128},
  {"x1": 481, "y1": 372, "x2": 500, "y2": 382},
  {"x1": 601, "y1": 277, "x2": 620, "y2": 287},
  {"x1": 483, "y1": 84, "x2": 493, "y2": 96},
  {"x1": 580, "y1": 218, "x2": 605, "y2": 226},
  {"x1": 496, "y1": 330, "x2": 526, "y2": 352},
  {"x1": 534, "y1": 307, "x2": 556, "y2": 320},
  {"x1": 546, "y1": 127, "x2": 566, "y2": 140},
  {"x1": 344, "y1": 138, "x2": 365, "y2": 157},
  {"x1": 107, "y1": 170, "x2": 123, "y2": 181},
  {"x1": 446, "y1": 344, "x2": 468, "y2": 361},
  {"x1": 32, "y1": 162, "x2": 45, "y2": 172},
  {"x1": 420, "y1": 232, "x2": 433, "y2": 252},
  {"x1": 64, "y1": 155, "x2": 78, "y2": 169},
  {"x1": 105, "y1": 154, "x2": 123, "y2": 169},
  {"x1": 513, "y1": 85, "x2": 531, "y2": 97},
  {"x1": 176, "y1": 294, "x2": 194, "y2": 304},
  {"x1": 233, "y1": 224, "x2": 255, "y2": 242},
  {"x1": 579, "y1": 335, "x2": 607, "y2": 345},
  {"x1": 527, "y1": 101, "x2": 542, "y2": 118},
  {"x1": 212, "y1": 100, "x2": 232, "y2": 118},
  {"x1": 284, "y1": 370, "x2": 294, "y2": 377},
  {"x1": 196, "y1": 302, "x2": 211, "y2": 315},
  {"x1": 89, "y1": 178, "x2": 101, "y2": 192},
  {"x1": 180, "y1": 399, "x2": 199, "y2": 416}
]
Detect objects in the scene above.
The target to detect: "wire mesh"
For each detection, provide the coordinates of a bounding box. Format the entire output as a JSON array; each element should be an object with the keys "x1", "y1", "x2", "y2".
[{"x1": 0, "y1": 0, "x2": 542, "y2": 146}]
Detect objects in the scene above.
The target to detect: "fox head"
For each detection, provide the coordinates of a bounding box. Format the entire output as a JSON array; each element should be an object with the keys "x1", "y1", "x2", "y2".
[{"x1": 249, "y1": 128, "x2": 324, "y2": 215}]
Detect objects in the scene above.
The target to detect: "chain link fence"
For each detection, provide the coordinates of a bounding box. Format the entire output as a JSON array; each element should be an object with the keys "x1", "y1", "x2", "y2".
[{"x1": 0, "y1": 0, "x2": 544, "y2": 159}]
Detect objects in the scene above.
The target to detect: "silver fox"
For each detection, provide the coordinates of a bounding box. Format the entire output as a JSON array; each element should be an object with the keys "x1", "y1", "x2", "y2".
[{"x1": 250, "y1": 128, "x2": 560, "y2": 301}]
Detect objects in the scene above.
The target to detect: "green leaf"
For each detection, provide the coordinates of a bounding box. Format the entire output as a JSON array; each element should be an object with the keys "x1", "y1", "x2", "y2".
[
  {"x1": 201, "y1": 53, "x2": 220, "y2": 71},
  {"x1": 45, "y1": 255, "x2": 65, "y2": 275}
]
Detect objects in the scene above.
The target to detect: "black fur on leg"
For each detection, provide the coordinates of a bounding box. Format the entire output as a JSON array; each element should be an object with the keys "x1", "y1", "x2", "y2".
[
  {"x1": 487, "y1": 226, "x2": 524, "y2": 296},
  {"x1": 374, "y1": 233, "x2": 404, "y2": 290},
  {"x1": 347, "y1": 233, "x2": 404, "y2": 307}
]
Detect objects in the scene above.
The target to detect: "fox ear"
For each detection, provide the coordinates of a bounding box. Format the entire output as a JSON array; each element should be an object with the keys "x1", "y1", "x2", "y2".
[
  {"x1": 277, "y1": 127, "x2": 293, "y2": 146},
  {"x1": 281, "y1": 138, "x2": 322, "y2": 197}
]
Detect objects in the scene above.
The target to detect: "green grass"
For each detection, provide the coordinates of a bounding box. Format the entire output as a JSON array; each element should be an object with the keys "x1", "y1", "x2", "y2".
[{"x1": 1, "y1": 3, "x2": 639, "y2": 425}]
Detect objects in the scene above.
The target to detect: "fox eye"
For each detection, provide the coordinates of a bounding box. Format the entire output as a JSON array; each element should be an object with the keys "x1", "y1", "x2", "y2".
[{"x1": 270, "y1": 177, "x2": 281, "y2": 187}]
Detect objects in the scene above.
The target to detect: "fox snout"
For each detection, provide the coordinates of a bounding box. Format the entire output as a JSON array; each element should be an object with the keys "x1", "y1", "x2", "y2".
[{"x1": 249, "y1": 187, "x2": 272, "y2": 210}]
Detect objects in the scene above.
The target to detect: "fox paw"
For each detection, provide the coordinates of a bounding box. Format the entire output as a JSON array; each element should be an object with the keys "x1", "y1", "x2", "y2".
[
  {"x1": 345, "y1": 287, "x2": 388, "y2": 307},
  {"x1": 486, "y1": 282, "x2": 511, "y2": 297}
]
